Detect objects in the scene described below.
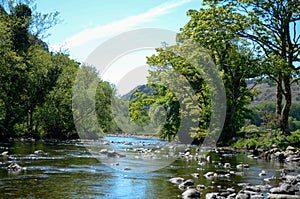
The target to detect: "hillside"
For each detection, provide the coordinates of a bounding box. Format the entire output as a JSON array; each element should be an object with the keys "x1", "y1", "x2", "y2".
[{"x1": 251, "y1": 83, "x2": 300, "y2": 105}]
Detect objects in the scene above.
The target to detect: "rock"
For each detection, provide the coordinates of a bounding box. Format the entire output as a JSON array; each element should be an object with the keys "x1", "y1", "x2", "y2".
[
  {"x1": 227, "y1": 193, "x2": 236, "y2": 199},
  {"x1": 169, "y1": 177, "x2": 184, "y2": 184},
  {"x1": 236, "y1": 193, "x2": 250, "y2": 199},
  {"x1": 182, "y1": 189, "x2": 200, "y2": 199},
  {"x1": 102, "y1": 141, "x2": 110, "y2": 145},
  {"x1": 219, "y1": 191, "x2": 231, "y2": 197},
  {"x1": 286, "y1": 146, "x2": 296, "y2": 152},
  {"x1": 204, "y1": 172, "x2": 217, "y2": 179},
  {"x1": 99, "y1": 149, "x2": 108, "y2": 154},
  {"x1": 7, "y1": 163, "x2": 24, "y2": 171},
  {"x1": 226, "y1": 188, "x2": 235, "y2": 193},
  {"x1": 259, "y1": 170, "x2": 267, "y2": 176},
  {"x1": 224, "y1": 163, "x2": 231, "y2": 168},
  {"x1": 107, "y1": 150, "x2": 126, "y2": 158},
  {"x1": 196, "y1": 184, "x2": 206, "y2": 190},
  {"x1": 179, "y1": 179, "x2": 194, "y2": 190},
  {"x1": 269, "y1": 183, "x2": 296, "y2": 195},
  {"x1": 1, "y1": 151, "x2": 8, "y2": 156},
  {"x1": 251, "y1": 194, "x2": 264, "y2": 199},
  {"x1": 34, "y1": 150, "x2": 45, "y2": 155},
  {"x1": 191, "y1": 173, "x2": 200, "y2": 178},
  {"x1": 245, "y1": 186, "x2": 261, "y2": 192},
  {"x1": 205, "y1": 192, "x2": 218, "y2": 199},
  {"x1": 267, "y1": 194, "x2": 300, "y2": 199},
  {"x1": 236, "y1": 164, "x2": 249, "y2": 169},
  {"x1": 123, "y1": 167, "x2": 131, "y2": 171}
]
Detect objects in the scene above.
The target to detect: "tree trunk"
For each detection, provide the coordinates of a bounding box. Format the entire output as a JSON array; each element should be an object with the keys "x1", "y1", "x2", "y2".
[
  {"x1": 281, "y1": 75, "x2": 292, "y2": 135},
  {"x1": 276, "y1": 73, "x2": 283, "y2": 118}
]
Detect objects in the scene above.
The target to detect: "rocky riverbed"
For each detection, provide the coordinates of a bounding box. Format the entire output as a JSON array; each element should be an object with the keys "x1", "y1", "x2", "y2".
[
  {"x1": 0, "y1": 138, "x2": 299, "y2": 198},
  {"x1": 166, "y1": 145, "x2": 300, "y2": 199}
]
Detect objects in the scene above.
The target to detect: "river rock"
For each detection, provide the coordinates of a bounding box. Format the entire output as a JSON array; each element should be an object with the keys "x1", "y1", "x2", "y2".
[
  {"x1": 7, "y1": 163, "x2": 25, "y2": 171},
  {"x1": 227, "y1": 193, "x2": 236, "y2": 199},
  {"x1": 236, "y1": 164, "x2": 249, "y2": 169},
  {"x1": 204, "y1": 172, "x2": 217, "y2": 179},
  {"x1": 259, "y1": 170, "x2": 267, "y2": 176},
  {"x1": 169, "y1": 177, "x2": 184, "y2": 184},
  {"x1": 286, "y1": 146, "x2": 296, "y2": 152},
  {"x1": 205, "y1": 192, "x2": 219, "y2": 199},
  {"x1": 34, "y1": 150, "x2": 45, "y2": 155},
  {"x1": 224, "y1": 163, "x2": 231, "y2": 168},
  {"x1": 107, "y1": 150, "x2": 126, "y2": 158},
  {"x1": 191, "y1": 173, "x2": 200, "y2": 178},
  {"x1": 178, "y1": 179, "x2": 194, "y2": 190},
  {"x1": 267, "y1": 194, "x2": 300, "y2": 199},
  {"x1": 196, "y1": 184, "x2": 206, "y2": 190},
  {"x1": 270, "y1": 183, "x2": 296, "y2": 195},
  {"x1": 236, "y1": 192, "x2": 250, "y2": 199},
  {"x1": 182, "y1": 188, "x2": 200, "y2": 199},
  {"x1": 244, "y1": 186, "x2": 261, "y2": 192}
]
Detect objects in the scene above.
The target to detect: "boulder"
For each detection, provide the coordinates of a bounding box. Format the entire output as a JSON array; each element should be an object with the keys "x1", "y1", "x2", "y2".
[
  {"x1": 286, "y1": 146, "x2": 296, "y2": 152},
  {"x1": 179, "y1": 179, "x2": 195, "y2": 190},
  {"x1": 1, "y1": 151, "x2": 8, "y2": 156},
  {"x1": 169, "y1": 177, "x2": 184, "y2": 184},
  {"x1": 182, "y1": 189, "x2": 200, "y2": 199},
  {"x1": 205, "y1": 192, "x2": 218, "y2": 199}
]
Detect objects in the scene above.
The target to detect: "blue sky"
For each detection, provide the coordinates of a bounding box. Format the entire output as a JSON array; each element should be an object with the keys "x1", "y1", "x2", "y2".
[
  {"x1": 35, "y1": 0, "x2": 201, "y2": 61},
  {"x1": 35, "y1": 0, "x2": 202, "y2": 93}
]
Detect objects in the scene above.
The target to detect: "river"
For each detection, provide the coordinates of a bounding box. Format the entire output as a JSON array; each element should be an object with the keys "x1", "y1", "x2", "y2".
[{"x1": 0, "y1": 136, "x2": 299, "y2": 199}]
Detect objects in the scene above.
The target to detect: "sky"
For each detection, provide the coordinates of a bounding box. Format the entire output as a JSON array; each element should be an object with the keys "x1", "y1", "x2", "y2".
[{"x1": 34, "y1": 0, "x2": 202, "y2": 94}]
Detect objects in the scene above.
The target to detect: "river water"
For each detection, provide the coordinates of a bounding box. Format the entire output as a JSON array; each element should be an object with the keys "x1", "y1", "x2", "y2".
[{"x1": 0, "y1": 136, "x2": 299, "y2": 199}]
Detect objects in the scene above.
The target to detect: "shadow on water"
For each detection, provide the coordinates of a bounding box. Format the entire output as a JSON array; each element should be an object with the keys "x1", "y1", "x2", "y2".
[{"x1": 0, "y1": 138, "x2": 299, "y2": 199}]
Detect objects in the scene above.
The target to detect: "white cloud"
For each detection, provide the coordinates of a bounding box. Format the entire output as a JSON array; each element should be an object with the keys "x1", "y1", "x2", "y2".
[{"x1": 50, "y1": 0, "x2": 193, "y2": 51}]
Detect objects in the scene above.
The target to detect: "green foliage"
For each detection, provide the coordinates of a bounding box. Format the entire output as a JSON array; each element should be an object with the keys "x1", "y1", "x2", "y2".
[
  {"x1": 129, "y1": 46, "x2": 211, "y2": 142},
  {"x1": 0, "y1": 1, "x2": 115, "y2": 141},
  {"x1": 180, "y1": 4, "x2": 259, "y2": 144},
  {"x1": 234, "y1": 127, "x2": 300, "y2": 149}
]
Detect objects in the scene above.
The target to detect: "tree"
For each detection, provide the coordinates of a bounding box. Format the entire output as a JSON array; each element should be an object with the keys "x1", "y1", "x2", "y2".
[
  {"x1": 204, "y1": 0, "x2": 300, "y2": 134},
  {"x1": 95, "y1": 80, "x2": 115, "y2": 133},
  {"x1": 37, "y1": 53, "x2": 79, "y2": 140},
  {"x1": 129, "y1": 46, "x2": 211, "y2": 143},
  {"x1": 179, "y1": 5, "x2": 259, "y2": 144}
]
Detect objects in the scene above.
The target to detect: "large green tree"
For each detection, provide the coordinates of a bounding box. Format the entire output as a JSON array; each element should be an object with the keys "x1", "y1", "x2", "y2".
[
  {"x1": 129, "y1": 46, "x2": 212, "y2": 143},
  {"x1": 203, "y1": 0, "x2": 300, "y2": 134},
  {"x1": 179, "y1": 5, "x2": 259, "y2": 144}
]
